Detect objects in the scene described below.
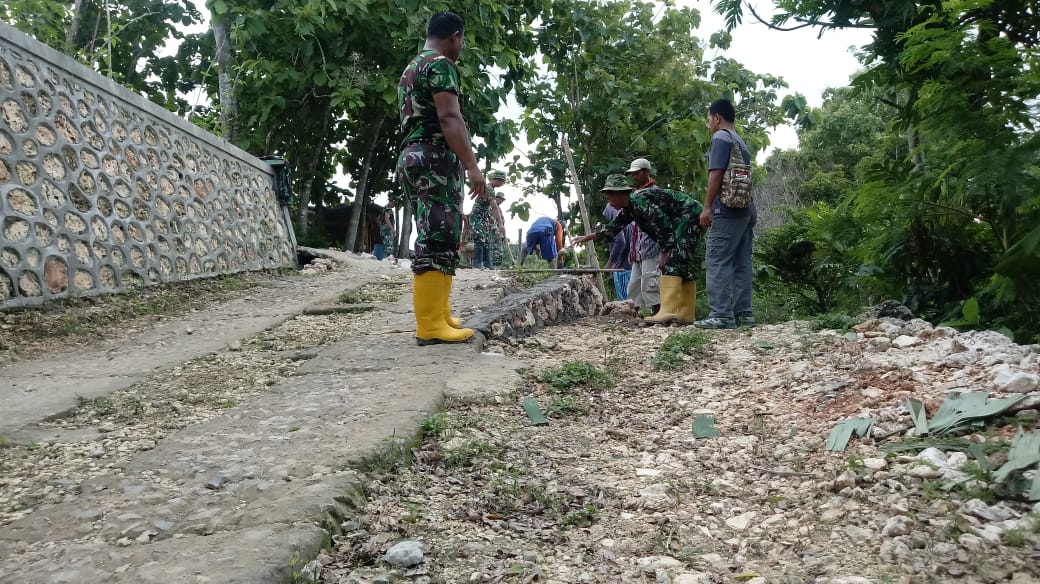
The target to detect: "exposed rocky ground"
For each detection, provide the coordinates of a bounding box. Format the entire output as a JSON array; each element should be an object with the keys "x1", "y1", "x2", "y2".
[
  {"x1": 3, "y1": 263, "x2": 1039, "y2": 584},
  {"x1": 318, "y1": 315, "x2": 1040, "y2": 584}
]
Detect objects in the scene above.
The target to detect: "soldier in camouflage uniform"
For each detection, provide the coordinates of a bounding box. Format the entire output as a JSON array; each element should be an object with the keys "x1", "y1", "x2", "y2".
[
  {"x1": 375, "y1": 206, "x2": 396, "y2": 261},
  {"x1": 490, "y1": 172, "x2": 507, "y2": 267},
  {"x1": 395, "y1": 11, "x2": 486, "y2": 345},
  {"x1": 573, "y1": 174, "x2": 704, "y2": 325},
  {"x1": 467, "y1": 184, "x2": 497, "y2": 270}
]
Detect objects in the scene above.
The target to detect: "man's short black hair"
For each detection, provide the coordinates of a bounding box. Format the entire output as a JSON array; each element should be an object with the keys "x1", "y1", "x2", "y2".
[
  {"x1": 709, "y1": 99, "x2": 736, "y2": 123},
  {"x1": 427, "y1": 11, "x2": 464, "y2": 39}
]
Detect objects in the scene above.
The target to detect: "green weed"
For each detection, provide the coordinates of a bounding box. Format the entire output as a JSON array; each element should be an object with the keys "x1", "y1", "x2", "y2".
[
  {"x1": 546, "y1": 394, "x2": 586, "y2": 417},
  {"x1": 653, "y1": 329, "x2": 710, "y2": 370},
  {"x1": 538, "y1": 361, "x2": 613, "y2": 391},
  {"x1": 443, "y1": 439, "x2": 494, "y2": 468},
  {"x1": 421, "y1": 411, "x2": 471, "y2": 438},
  {"x1": 338, "y1": 289, "x2": 362, "y2": 304},
  {"x1": 810, "y1": 313, "x2": 861, "y2": 332},
  {"x1": 77, "y1": 395, "x2": 116, "y2": 416},
  {"x1": 560, "y1": 504, "x2": 599, "y2": 528},
  {"x1": 353, "y1": 432, "x2": 419, "y2": 475},
  {"x1": 1004, "y1": 529, "x2": 1027, "y2": 547}
]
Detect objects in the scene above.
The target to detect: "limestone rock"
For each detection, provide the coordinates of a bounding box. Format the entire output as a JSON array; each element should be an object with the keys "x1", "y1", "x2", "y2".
[
  {"x1": 343, "y1": 568, "x2": 393, "y2": 584},
  {"x1": 916, "y1": 447, "x2": 947, "y2": 468},
  {"x1": 892, "y1": 335, "x2": 921, "y2": 349},
  {"x1": 725, "y1": 511, "x2": 756, "y2": 531},
  {"x1": 384, "y1": 541, "x2": 424, "y2": 568},
  {"x1": 992, "y1": 367, "x2": 1039, "y2": 393},
  {"x1": 964, "y1": 499, "x2": 1015, "y2": 522},
  {"x1": 881, "y1": 515, "x2": 914, "y2": 537},
  {"x1": 600, "y1": 300, "x2": 637, "y2": 317}
]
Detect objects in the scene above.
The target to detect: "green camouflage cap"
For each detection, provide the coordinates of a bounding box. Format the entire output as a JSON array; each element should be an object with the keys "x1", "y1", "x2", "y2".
[
  {"x1": 599, "y1": 174, "x2": 633, "y2": 192},
  {"x1": 489, "y1": 169, "x2": 507, "y2": 180}
]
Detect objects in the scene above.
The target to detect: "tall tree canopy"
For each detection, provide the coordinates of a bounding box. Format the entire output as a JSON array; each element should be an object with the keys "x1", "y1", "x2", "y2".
[
  {"x1": 513, "y1": 0, "x2": 787, "y2": 226},
  {"x1": 3, "y1": 0, "x2": 204, "y2": 109},
  {"x1": 722, "y1": 0, "x2": 1040, "y2": 340}
]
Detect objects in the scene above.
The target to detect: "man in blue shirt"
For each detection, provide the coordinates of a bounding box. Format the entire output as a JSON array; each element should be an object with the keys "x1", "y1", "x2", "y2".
[
  {"x1": 696, "y1": 99, "x2": 757, "y2": 329},
  {"x1": 603, "y1": 204, "x2": 632, "y2": 301},
  {"x1": 521, "y1": 216, "x2": 565, "y2": 265}
]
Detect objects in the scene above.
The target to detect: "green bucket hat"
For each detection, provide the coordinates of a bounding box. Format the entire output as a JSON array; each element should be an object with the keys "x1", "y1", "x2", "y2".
[
  {"x1": 600, "y1": 174, "x2": 633, "y2": 192},
  {"x1": 489, "y1": 169, "x2": 506, "y2": 180}
]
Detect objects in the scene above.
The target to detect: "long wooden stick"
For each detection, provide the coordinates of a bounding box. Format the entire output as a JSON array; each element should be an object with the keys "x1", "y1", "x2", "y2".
[
  {"x1": 499, "y1": 268, "x2": 626, "y2": 273},
  {"x1": 560, "y1": 135, "x2": 606, "y2": 296}
]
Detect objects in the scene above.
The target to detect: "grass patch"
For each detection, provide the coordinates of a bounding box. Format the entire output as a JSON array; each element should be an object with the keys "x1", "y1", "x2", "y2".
[
  {"x1": 338, "y1": 289, "x2": 363, "y2": 304},
  {"x1": 421, "y1": 411, "x2": 473, "y2": 438},
  {"x1": 353, "y1": 432, "x2": 420, "y2": 476},
  {"x1": 443, "y1": 439, "x2": 495, "y2": 468},
  {"x1": 560, "y1": 504, "x2": 599, "y2": 528},
  {"x1": 546, "y1": 394, "x2": 587, "y2": 417},
  {"x1": 1004, "y1": 529, "x2": 1027, "y2": 547},
  {"x1": 507, "y1": 262, "x2": 556, "y2": 288},
  {"x1": 653, "y1": 329, "x2": 710, "y2": 370},
  {"x1": 810, "y1": 312, "x2": 861, "y2": 332},
  {"x1": 76, "y1": 395, "x2": 116, "y2": 417},
  {"x1": 538, "y1": 361, "x2": 613, "y2": 391}
]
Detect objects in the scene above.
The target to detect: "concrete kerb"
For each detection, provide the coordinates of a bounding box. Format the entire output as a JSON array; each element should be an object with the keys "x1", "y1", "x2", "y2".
[{"x1": 464, "y1": 274, "x2": 606, "y2": 342}]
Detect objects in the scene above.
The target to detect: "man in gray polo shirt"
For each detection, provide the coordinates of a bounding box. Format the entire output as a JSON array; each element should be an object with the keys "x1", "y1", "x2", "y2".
[{"x1": 696, "y1": 99, "x2": 757, "y2": 329}]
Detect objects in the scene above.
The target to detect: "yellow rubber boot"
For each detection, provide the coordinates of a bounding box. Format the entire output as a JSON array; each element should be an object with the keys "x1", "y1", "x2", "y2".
[
  {"x1": 643, "y1": 275, "x2": 684, "y2": 326},
  {"x1": 444, "y1": 275, "x2": 462, "y2": 329},
  {"x1": 678, "y1": 280, "x2": 697, "y2": 324},
  {"x1": 415, "y1": 271, "x2": 473, "y2": 345}
]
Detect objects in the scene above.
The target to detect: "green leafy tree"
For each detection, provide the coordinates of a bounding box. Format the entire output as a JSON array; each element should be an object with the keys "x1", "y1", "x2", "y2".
[
  {"x1": 201, "y1": 0, "x2": 547, "y2": 239},
  {"x1": 717, "y1": 0, "x2": 1040, "y2": 340},
  {"x1": 2, "y1": 0, "x2": 204, "y2": 110},
  {"x1": 515, "y1": 0, "x2": 786, "y2": 236}
]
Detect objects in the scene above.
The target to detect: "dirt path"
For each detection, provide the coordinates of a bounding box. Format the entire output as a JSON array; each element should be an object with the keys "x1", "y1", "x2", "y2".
[{"x1": 318, "y1": 316, "x2": 1040, "y2": 584}]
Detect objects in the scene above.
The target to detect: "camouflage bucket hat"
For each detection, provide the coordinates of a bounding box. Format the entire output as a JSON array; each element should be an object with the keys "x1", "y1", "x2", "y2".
[
  {"x1": 489, "y1": 170, "x2": 506, "y2": 180},
  {"x1": 600, "y1": 174, "x2": 633, "y2": 192}
]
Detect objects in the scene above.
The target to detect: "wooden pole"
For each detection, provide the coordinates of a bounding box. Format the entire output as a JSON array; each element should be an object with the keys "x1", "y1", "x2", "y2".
[{"x1": 560, "y1": 134, "x2": 606, "y2": 296}]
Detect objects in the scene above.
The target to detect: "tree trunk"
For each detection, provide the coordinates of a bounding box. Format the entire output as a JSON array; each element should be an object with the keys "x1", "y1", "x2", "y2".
[
  {"x1": 211, "y1": 21, "x2": 238, "y2": 143},
  {"x1": 344, "y1": 115, "x2": 386, "y2": 251},
  {"x1": 66, "y1": 0, "x2": 85, "y2": 51},
  {"x1": 295, "y1": 97, "x2": 332, "y2": 237},
  {"x1": 398, "y1": 198, "x2": 414, "y2": 258}
]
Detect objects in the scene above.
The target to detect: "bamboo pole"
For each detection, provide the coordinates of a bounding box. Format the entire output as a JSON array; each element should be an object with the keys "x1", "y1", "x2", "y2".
[{"x1": 560, "y1": 134, "x2": 606, "y2": 296}]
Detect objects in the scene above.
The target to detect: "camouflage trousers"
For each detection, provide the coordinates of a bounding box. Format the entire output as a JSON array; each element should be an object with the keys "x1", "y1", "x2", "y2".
[
  {"x1": 492, "y1": 233, "x2": 505, "y2": 266},
  {"x1": 661, "y1": 225, "x2": 704, "y2": 281},
  {"x1": 396, "y1": 142, "x2": 464, "y2": 275}
]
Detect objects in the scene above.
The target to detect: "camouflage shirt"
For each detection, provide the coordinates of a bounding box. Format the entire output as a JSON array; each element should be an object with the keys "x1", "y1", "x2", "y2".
[
  {"x1": 595, "y1": 185, "x2": 703, "y2": 251},
  {"x1": 398, "y1": 49, "x2": 461, "y2": 146},
  {"x1": 468, "y1": 196, "x2": 495, "y2": 244}
]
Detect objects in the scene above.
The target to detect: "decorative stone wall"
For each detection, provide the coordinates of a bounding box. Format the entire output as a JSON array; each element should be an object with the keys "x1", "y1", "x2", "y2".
[
  {"x1": 0, "y1": 22, "x2": 296, "y2": 309},
  {"x1": 464, "y1": 275, "x2": 605, "y2": 341}
]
